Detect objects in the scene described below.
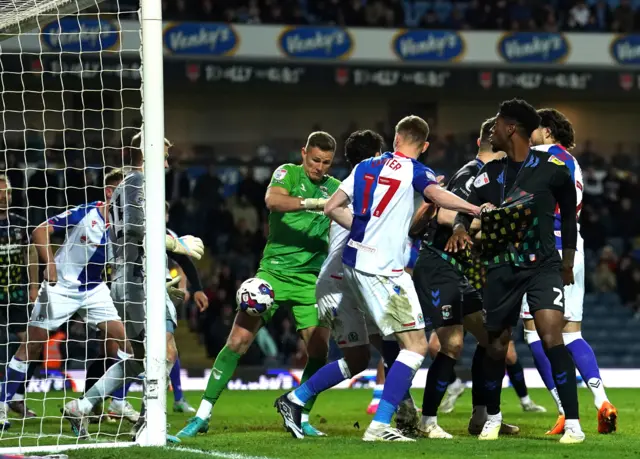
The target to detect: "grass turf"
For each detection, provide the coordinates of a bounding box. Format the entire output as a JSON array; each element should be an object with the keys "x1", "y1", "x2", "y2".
[{"x1": 0, "y1": 388, "x2": 637, "y2": 458}]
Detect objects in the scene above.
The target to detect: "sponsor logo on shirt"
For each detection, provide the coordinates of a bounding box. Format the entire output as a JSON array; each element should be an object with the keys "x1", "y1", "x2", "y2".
[
  {"x1": 347, "y1": 239, "x2": 376, "y2": 254},
  {"x1": 273, "y1": 168, "x2": 287, "y2": 181},
  {"x1": 474, "y1": 172, "x2": 490, "y2": 188},
  {"x1": 548, "y1": 156, "x2": 565, "y2": 166}
]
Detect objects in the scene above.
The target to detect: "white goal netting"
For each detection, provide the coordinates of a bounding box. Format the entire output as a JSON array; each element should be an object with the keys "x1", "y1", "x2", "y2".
[{"x1": 0, "y1": 0, "x2": 164, "y2": 453}]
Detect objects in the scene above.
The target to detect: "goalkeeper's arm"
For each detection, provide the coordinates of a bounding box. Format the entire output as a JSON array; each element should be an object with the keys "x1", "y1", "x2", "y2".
[
  {"x1": 166, "y1": 234, "x2": 205, "y2": 260},
  {"x1": 265, "y1": 186, "x2": 327, "y2": 212},
  {"x1": 168, "y1": 250, "x2": 203, "y2": 291}
]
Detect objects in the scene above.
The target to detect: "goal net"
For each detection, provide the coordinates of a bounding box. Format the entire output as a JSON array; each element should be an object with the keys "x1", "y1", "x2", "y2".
[{"x1": 0, "y1": 0, "x2": 167, "y2": 453}]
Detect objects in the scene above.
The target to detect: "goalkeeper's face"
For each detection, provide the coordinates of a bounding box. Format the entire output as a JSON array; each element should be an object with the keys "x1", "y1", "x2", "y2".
[
  {"x1": 0, "y1": 179, "x2": 11, "y2": 210},
  {"x1": 301, "y1": 147, "x2": 334, "y2": 182}
]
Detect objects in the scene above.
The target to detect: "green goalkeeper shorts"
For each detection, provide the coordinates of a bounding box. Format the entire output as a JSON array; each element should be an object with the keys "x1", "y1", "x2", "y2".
[{"x1": 256, "y1": 269, "x2": 323, "y2": 331}]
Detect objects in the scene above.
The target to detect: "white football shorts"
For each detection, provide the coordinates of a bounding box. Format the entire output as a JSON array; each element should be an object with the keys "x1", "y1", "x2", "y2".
[
  {"x1": 30, "y1": 281, "x2": 121, "y2": 331},
  {"x1": 343, "y1": 266, "x2": 425, "y2": 337},
  {"x1": 316, "y1": 274, "x2": 379, "y2": 348},
  {"x1": 521, "y1": 250, "x2": 585, "y2": 322}
]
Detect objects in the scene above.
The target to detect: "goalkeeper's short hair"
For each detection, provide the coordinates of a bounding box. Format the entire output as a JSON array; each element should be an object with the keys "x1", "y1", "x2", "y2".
[
  {"x1": 129, "y1": 131, "x2": 173, "y2": 166},
  {"x1": 104, "y1": 168, "x2": 124, "y2": 187}
]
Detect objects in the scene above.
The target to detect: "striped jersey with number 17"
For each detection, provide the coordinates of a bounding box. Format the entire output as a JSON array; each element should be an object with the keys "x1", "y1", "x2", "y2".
[{"x1": 338, "y1": 152, "x2": 437, "y2": 277}]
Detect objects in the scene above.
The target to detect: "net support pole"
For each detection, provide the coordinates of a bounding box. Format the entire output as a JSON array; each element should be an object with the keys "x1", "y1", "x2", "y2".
[{"x1": 140, "y1": 0, "x2": 167, "y2": 447}]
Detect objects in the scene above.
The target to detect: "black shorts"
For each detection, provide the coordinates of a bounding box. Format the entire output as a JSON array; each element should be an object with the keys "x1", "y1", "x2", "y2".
[
  {"x1": 0, "y1": 300, "x2": 30, "y2": 334},
  {"x1": 414, "y1": 250, "x2": 483, "y2": 330},
  {"x1": 483, "y1": 258, "x2": 564, "y2": 332}
]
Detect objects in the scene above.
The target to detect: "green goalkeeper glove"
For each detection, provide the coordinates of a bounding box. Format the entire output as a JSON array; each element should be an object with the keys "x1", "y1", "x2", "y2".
[
  {"x1": 166, "y1": 234, "x2": 205, "y2": 260},
  {"x1": 166, "y1": 276, "x2": 186, "y2": 303},
  {"x1": 301, "y1": 198, "x2": 328, "y2": 210}
]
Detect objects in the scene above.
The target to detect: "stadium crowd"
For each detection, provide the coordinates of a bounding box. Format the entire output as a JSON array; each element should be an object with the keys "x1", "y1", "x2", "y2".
[{"x1": 158, "y1": 0, "x2": 640, "y2": 33}]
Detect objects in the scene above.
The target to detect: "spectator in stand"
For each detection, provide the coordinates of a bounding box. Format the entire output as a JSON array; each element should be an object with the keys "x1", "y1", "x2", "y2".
[
  {"x1": 592, "y1": 0, "x2": 613, "y2": 31},
  {"x1": 592, "y1": 246, "x2": 618, "y2": 295},
  {"x1": 341, "y1": 0, "x2": 367, "y2": 26},
  {"x1": 199, "y1": 0, "x2": 225, "y2": 22},
  {"x1": 567, "y1": 0, "x2": 592, "y2": 31},
  {"x1": 613, "y1": 0, "x2": 635, "y2": 32},
  {"x1": 509, "y1": 0, "x2": 533, "y2": 30}
]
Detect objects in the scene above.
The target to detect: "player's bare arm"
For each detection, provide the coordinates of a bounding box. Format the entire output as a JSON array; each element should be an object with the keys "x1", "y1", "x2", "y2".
[
  {"x1": 437, "y1": 209, "x2": 481, "y2": 231},
  {"x1": 409, "y1": 202, "x2": 437, "y2": 238},
  {"x1": 423, "y1": 184, "x2": 482, "y2": 217},
  {"x1": 31, "y1": 222, "x2": 57, "y2": 284},
  {"x1": 324, "y1": 189, "x2": 353, "y2": 230},
  {"x1": 27, "y1": 244, "x2": 39, "y2": 302},
  {"x1": 552, "y1": 168, "x2": 578, "y2": 286},
  {"x1": 265, "y1": 186, "x2": 327, "y2": 212}
]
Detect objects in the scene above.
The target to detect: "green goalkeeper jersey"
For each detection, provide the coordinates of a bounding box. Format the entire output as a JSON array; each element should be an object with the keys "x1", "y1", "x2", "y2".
[{"x1": 260, "y1": 163, "x2": 341, "y2": 274}]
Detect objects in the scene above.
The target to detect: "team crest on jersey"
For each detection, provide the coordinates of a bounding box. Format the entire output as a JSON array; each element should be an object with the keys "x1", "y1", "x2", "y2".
[
  {"x1": 548, "y1": 156, "x2": 565, "y2": 166},
  {"x1": 273, "y1": 168, "x2": 287, "y2": 181},
  {"x1": 474, "y1": 172, "x2": 490, "y2": 188},
  {"x1": 442, "y1": 305, "x2": 452, "y2": 320}
]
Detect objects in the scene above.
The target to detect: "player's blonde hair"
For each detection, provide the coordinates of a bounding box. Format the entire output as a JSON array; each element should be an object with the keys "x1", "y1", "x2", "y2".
[
  {"x1": 0, "y1": 174, "x2": 12, "y2": 190},
  {"x1": 129, "y1": 131, "x2": 173, "y2": 167}
]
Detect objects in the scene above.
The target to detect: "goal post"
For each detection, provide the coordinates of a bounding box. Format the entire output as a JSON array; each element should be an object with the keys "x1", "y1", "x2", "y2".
[
  {"x1": 139, "y1": 0, "x2": 167, "y2": 448},
  {"x1": 0, "y1": 0, "x2": 167, "y2": 453}
]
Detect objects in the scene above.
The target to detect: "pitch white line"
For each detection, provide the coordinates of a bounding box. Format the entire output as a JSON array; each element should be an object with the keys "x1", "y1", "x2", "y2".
[{"x1": 168, "y1": 446, "x2": 277, "y2": 459}]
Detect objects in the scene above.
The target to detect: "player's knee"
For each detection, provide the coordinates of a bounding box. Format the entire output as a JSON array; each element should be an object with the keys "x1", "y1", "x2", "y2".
[
  {"x1": 304, "y1": 329, "x2": 330, "y2": 360},
  {"x1": 538, "y1": 331, "x2": 563, "y2": 349},
  {"x1": 404, "y1": 332, "x2": 428, "y2": 357},
  {"x1": 226, "y1": 328, "x2": 254, "y2": 355},
  {"x1": 486, "y1": 333, "x2": 509, "y2": 360},
  {"x1": 439, "y1": 335, "x2": 464, "y2": 359}
]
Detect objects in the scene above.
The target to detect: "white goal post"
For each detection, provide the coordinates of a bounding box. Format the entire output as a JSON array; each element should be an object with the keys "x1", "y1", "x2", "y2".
[{"x1": 0, "y1": 0, "x2": 166, "y2": 453}]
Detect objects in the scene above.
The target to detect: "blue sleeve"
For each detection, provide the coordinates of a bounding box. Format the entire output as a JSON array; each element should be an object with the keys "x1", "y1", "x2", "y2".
[
  {"x1": 48, "y1": 205, "x2": 90, "y2": 234},
  {"x1": 411, "y1": 161, "x2": 438, "y2": 199},
  {"x1": 549, "y1": 146, "x2": 576, "y2": 182}
]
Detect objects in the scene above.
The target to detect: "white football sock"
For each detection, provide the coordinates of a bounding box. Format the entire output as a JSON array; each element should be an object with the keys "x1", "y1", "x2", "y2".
[
  {"x1": 196, "y1": 399, "x2": 213, "y2": 420},
  {"x1": 301, "y1": 413, "x2": 309, "y2": 423},
  {"x1": 587, "y1": 377, "x2": 609, "y2": 409},
  {"x1": 550, "y1": 388, "x2": 565, "y2": 415},
  {"x1": 421, "y1": 415, "x2": 437, "y2": 427}
]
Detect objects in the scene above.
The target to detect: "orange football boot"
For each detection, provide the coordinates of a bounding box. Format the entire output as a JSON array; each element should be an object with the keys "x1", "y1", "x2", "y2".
[
  {"x1": 598, "y1": 401, "x2": 618, "y2": 434},
  {"x1": 545, "y1": 414, "x2": 565, "y2": 435}
]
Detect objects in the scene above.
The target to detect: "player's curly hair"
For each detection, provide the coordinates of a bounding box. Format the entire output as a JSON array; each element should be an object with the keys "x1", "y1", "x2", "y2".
[
  {"x1": 344, "y1": 130, "x2": 385, "y2": 169},
  {"x1": 537, "y1": 108, "x2": 575, "y2": 150},
  {"x1": 498, "y1": 98, "x2": 541, "y2": 138},
  {"x1": 478, "y1": 116, "x2": 496, "y2": 150}
]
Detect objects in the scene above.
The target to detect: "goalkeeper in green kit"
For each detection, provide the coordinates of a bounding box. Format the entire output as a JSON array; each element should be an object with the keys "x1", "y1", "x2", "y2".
[{"x1": 177, "y1": 132, "x2": 341, "y2": 438}]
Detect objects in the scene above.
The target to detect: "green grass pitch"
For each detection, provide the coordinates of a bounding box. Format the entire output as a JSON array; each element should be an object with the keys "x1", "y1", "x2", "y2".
[{"x1": 0, "y1": 388, "x2": 638, "y2": 458}]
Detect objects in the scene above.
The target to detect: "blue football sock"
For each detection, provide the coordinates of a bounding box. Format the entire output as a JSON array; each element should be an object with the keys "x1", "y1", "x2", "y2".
[
  {"x1": 170, "y1": 358, "x2": 184, "y2": 402},
  {"x1": 529, "y1": 340, "x2": 556, "y2": 391},
  {"x1": 293, "y1": 360, "x2": 347, "y2": 405},
  {"x1": 380, "y1": 339, "x2": 411, "y2": 403},
  {"x1": 111, "y1": 381, "x2": 133, "y2": 401},
  {"x1": 373, "y1": 357, "x2": 419, "y2": 425}
]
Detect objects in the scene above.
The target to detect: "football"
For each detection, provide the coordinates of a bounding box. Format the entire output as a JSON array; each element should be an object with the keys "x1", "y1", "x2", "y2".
[{"x1": 236, "y1": 278, "x2": 275, "y2": 316}]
